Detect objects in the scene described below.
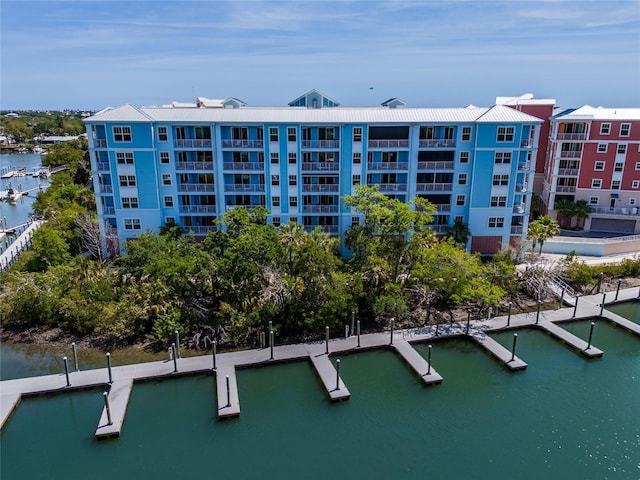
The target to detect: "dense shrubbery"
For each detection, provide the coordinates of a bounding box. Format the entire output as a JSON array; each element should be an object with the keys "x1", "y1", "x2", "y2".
[{"x1": 564, "y1": 256, "x2": 640, "y2": 290}]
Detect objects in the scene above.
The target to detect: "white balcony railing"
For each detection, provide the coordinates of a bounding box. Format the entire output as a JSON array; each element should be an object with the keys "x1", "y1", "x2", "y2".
[
  {"x1": 513, "y1": 204, "x2": 525, "y2": 214},
  {"x1": 94, "y1": 139, "x2": 107, "y2": 148},
  {"x1": 367, "y1": 162, "x2": 408, "y2": 171},
  {"x1": 178, "y1": 183, "x2": 215, "y2": 192},
  {"x1": 557, "y1": 168, "x2": 579, "y2": 176},
  {"x1": 221, "y1": 139, "x2": 264, "y2": 149},
  {"x1": 302, "y1": 184, "x2": 339, "y2": 192},
  {"x1": 301, "y1": 140, "x2": 340, "y2": 149},
  {"x1": 559, "y1": 150, "x2": 582, "y2": 159},
  {"x1": 511, "y1": 226, "x2": 524, "y2": 234},
  {"x1": 520, "y1": 139, "x2": 533, "y2": 148},
  {"x1": 302, "y1": 205, "x2": 339, "y2": 213},
  {"x1": 97, "y1": 162, "x2": 109, "y2": 171},
  {"x1": 377, "y1": 183, "x2": 407, "y2": 192},
  {"x1": 555, "y1": 185, "x2": 576, "y2": 193},
  {"x1": 304, "y1": 225, "x2": 339, "y2": 234},
  {"x1": 415, "y1": 183, "x2": 453, "y2": 192},
  {"x1": 176, "y1": 161, "x2": 213, "y2": 170},
  {"x1": 590, "y1": 206, "x2": 639, "y2": 216},
  {"x1": 223, "y1": 162, "x2": 265, "y2": 170},
  {"x1": 368, "y1": 139, "x2": 409, "y2": 148},
  {"x1": 175, "y1": 139, "x2": 212, "y2": 148},
  {"x1": 185, "y1": 226, "x2": 218, "y2": 235},
  {"x1": 179, "y1": 205, "x2": 217, "y2": 214},
  {"x1": 418, "y1": 139, "x2": 456, "y2": 148},
  {"x1": 102, "y1": 207, "x2": 115, "y2": 215},
  {"x1": 518, "y1": 162, "x2": 531, "y2": 171},
  {"x1": 100, "y1": 184, "x2": 113, "y2": 194},
  {"x1": 301, "y1": 162, "x2": 340, "y2": 171},
  {"x1": 556, "y1": 133, "x2": 588, "y2": 141},
  {"x1": 417, "y1": 161, "x2": 454, "y2": 170},
  {"x1": 224, "y1": 184, "x2": 265, "y2": 192}
]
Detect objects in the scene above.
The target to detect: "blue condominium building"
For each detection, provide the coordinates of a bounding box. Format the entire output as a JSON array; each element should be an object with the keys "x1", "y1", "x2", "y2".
[{"x1": 84, "y1": 89, "x2": 542, "y2": 256}]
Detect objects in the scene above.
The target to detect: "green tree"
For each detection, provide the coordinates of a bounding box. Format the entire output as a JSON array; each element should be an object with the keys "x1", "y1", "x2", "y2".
[
  {"x1": 445, "y1": 217, "x2": 471, "y2": 246},
  {"x1": 527, "y1": 215, "x2": 560, "y2": 254},
  {"x1": 572, "y1": 200, "x2": 591, "y2": 229}
]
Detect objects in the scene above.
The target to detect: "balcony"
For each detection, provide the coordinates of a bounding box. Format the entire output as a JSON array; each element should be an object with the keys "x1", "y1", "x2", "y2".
[
  {"x1": 301, "y1": 140, "x2": 340, "y2": 149},
  {"x1": 517, "y1": 162, "x2": 531, "y2": 171},
  {"x1": 520, "y1": 139, "x2": 533, "y2": 148},
  {"x1": 515, "y1": 184, "x2": 528, "y2": 193},
  {"x1": 377, "y1": 183, "x2": 407, "y2": 192},
  {"x1": 368, "y1": 139, "x2": 409, "y2": 149},
  {"x1": 556, "y1": 133, "x2": 588, "y2": 141},
  {"x1": 435, "y1": 204, "x2": 451, "y2": 213},
  {"x1": 511, "y1": 226, "x2": 524, "y2": 234},
  {"x1": 96, "y1": 162, "x2": 110, "y2": 171},
  {"x1": 559, "y1": 150, "x2": 582, "y2": 159},
  {"x1": 428, "y1": 225, "x2": 449, "y2": 233},
  {"x1": 302, "y1": 184, "x2": 339, "y2": 192},
  {"x1": 418, "y1": 139, "x2": 456, "y2": 148},
  {"x1": 178, "y1": 183, "x2": 215, "y2": 192},
  {"x1": 102, "y1": 207, "x2": 115, "y2": 215},
  {"x1": 416, "y1": 183, "x2": 452, "y2": 192},
  {"x1": 304, "y1": 225, "x2": 339, "y2": 234},
  {"x1": 555, "y1": 185, "x2": 576, "y2": 193},
  {"x1": 223, "y1": 162, "x2": 265, "y2": 170},
  {"x1": 176, "y1": 161, "x2": 213, "y2": 171},
  {"x1": 417, "y1": 161, "x2": 454, "y2": 170},
  {"x1": 175, "y1": 139, "x2": 212, "y2": 148},
  {"x1": 225, "y1": 184, "x2": 265, "y2": 192},
  {"x1": 179, "y1": 205, "x2": 217, "y2": 214},
  {"x1": 301, "y1": 162, "x2": 340, "y2": 171},
  {"x1": 557, "y1": 168, "x2": 579, "y2": 176},
  {"x1": 99, "y1": 184, "x2": 113, "y2": 194},
  {"x1": 589, "y1": 206, "x2": 639, "y2": 216},
  {"x1": 184, "y1": 225, "x2": 218, "y2": 235},
  {"x1": 94, "y1": 139, "x2": 107, "y2": 148},
  {"x1": 225, "y1": 204, "x2": 264, "y2": 212},
  {"x1": 367, "y1": 162, "x2": 408, "y2": 171},
  {"x1": 221, "y1": 139, "x2": 264, "y2": 149},
  {"x1": 302, "y1": 205, "x2": 339, "y2": 213},
  {"x1": 513, "y1": 204, "x2": 525, "y2": 214}
]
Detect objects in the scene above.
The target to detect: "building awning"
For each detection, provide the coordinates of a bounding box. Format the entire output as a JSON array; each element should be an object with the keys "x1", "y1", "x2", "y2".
[{"x1": 610, "y1": 193, "x2": 619, "y2": 198}]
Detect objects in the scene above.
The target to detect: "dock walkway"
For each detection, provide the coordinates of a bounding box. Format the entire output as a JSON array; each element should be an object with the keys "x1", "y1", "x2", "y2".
[
  {"x1": 2, "y1": 286, "x2": 639, "y2": 439},
  {"x1": 0, "y1": 220, "x2": 43, "y2": 270}
]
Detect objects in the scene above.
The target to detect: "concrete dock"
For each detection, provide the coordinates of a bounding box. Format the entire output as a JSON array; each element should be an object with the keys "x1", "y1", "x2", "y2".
[{"x1": 1, "y1": 286, "x2": 639, "y2": 439}]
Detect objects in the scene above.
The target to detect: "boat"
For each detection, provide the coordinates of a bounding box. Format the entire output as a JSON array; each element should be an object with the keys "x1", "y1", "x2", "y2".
[
  {"x1": 0, "y1": 189, "x2": 8, "y2": 201},
  {"x1": 13, "y1": 168, "x2": 27, "y2": 177},
  {"x1": 7, "y1": 187, "x2": 21, "y2": 203}
]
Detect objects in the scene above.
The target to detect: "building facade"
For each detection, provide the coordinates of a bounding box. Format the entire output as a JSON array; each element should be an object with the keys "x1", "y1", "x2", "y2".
[
  {"x1": 542, "y1": 106, "x2": 640, "y2": 233},
  {"x1": 84, "y1": 90, "x2": 542, "y2": 256}
]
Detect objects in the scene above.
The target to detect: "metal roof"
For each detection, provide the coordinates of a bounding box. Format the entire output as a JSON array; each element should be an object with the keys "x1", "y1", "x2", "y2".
[
  {"x1": 552, "y1": 105, "x2": 640, "y2": 121},
  {"x1": 85, "y1": 103, "x2": 542, "y2": 124}
]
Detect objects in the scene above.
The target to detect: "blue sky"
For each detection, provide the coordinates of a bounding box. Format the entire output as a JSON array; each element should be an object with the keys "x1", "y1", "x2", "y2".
[{"x1": 1, "y1": 0, "x2": 639, "y2": 110}]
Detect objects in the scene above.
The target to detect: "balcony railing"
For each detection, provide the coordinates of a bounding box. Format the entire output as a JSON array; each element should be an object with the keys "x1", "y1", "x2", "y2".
[
  {"x1": 221, "y1": 139, "x2": 264, "y2": 149},
  {"x1": 435, "y1": 205, "x2": 451, "y2": 212},
  {"x1": 518, "y1": 162, "x2": 531, "y2": 171},
  {"x1": 175, "y1": 139, "x2": 212, "y2": 148},
  {"x1": 225, "y1": 204, "x2": 264, "y2": 212},
  {"x1": 301, "y1": 140, "x2": 340, "y2": 149},
  {"x1": 302, "y1": 205, "x2": 339, "y2": 213},
  {"x1": 416, "y1": 183, "x2": 453, "y2": 192},
  {"x1": 223, "y1": 162, "x2": 265, "y2": 170},
  {"x1": 419, "y1": 139, "x2": 456, "y2": 148},
  {"x1": 368, "y1": 139, "x2": 409, "y2": 148},
  {"x1": 515, "y1": 184, "x2": 528, "y2": 193},
  {"x1": 513, "y1": 204, "x2": 525, "y2": 214},
  {"x1": 555, "y1": 185, "x2": 576, "y2": 193},
  {"x1": 377, "y1": 183, "x2": 407, "y2": 192},
  {"x1": 176, "y1": 161, "x2": 213, "y2": 170},
  {"x1": 428, "y1": 225, "x2": 449, "y2": 233},
  {"x1": 224, "y1": 184, "x2": 265, "y2": 192},
  {"x1": 589, "y1": 206, "x2": 639, "y2": 216},
  {"x1": 301, "y1": 162, "x2": 340, "y2": 171},
  {"x1": 100, "y1": 184, "x2": 113, "y2": 194},
  {"x1": 179, "y1": 205, "x2": 217, "y2": 214},
  {"x1": 93, "y1": 139, "x2": 107, "y2": 148},
  {"x1": 302, "y1": 184, "x2": 339, "y2": 192},
  {"x1": 511, "y1": 226, "x2": 524, "y2": 234},
  {"x1": 178, "y1": 183, "x2": 215, "y2": 192},
  {"x1": 520, "y1": 139, "x2": 533, "y2": 148},
  {"x1": 556, "y1": 133, "x2": 588, "y2": 141},
  {"x1": 559, "y1": 150, "x2": 582, "y2": 159},
  {"x1": 367, "y1": 162, "x2": 408, "y2": 171},
  {"x1": 102, "y1": 207, "x2": 115, "y2": 215},
  {"x1": 417, "y1": 161, "x2": 454, "y2": 170},
  {"x1": 97, "y1": 162, "x2": 110, "y2": 171},
  {"x1": 557, "y1": 168, "x2": 579, "y2": 176},
  {"x1": 184, "y1": 226, "x2": 218, "y2": 235},
  {"x1": 304, "y1": 225, "x2": 339, "y2": 234}
]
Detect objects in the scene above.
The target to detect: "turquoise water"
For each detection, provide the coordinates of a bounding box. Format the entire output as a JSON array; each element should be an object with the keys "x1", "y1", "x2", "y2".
[
  {"x1": 1, "y1": 317, "x2": 639, "y2": 479},
  {"x1": 607, "y1": 301, "x2": 640, "y2": 324}
]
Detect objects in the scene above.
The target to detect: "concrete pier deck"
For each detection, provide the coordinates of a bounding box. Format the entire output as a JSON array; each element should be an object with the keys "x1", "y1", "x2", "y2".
[{"x1": 2, "y1": 286, "x2": 639, "y2": 439}]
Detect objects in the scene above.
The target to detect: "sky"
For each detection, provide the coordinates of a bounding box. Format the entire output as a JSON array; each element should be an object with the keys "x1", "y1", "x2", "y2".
[{"x1": 1, "y1": 0, "x2": 639, "y2": 111}]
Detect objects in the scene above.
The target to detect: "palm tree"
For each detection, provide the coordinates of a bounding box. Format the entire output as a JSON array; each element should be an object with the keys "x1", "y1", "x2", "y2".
[
  {"x1": 554, "y1": 199, "x2": 574, "y2": 228},
  {"x1": 527, "y1": 215, "x2": 560, "y2": 254},
  {"x1": 279, "y1": 222, "x2": 306, "y2": 275},
  {"x1": 445, "y1": 218, "x2": 471, "y2": 246},
  {"x1": 572, "y1": 200, "x2": 591, "y2": 229}
]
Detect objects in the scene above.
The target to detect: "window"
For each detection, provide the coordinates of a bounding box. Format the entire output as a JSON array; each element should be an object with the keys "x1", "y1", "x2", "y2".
[
  {"x1": 462, "y1": 127, "x2": 472, "y2": 141},
  {"x1": 353, "y1": 127, "x2": 362, "y2": 142},
  {"x1": 459, "y1": 151, "x2": 469, "y2": 163},
  {"x1": 351, "y1": 216, "x2": 360, "y2": 226},
  {"x1": 490, "y1": 196, "x2": 507, "y2": 207},
  {"x1": 592, "y1": 179, "x2": 602, "y2": 188},
  {"x1": 612, "y1": 180, "x2": 621, "y2": 190},
  {"x1": 270, "y1": 153, "x2": 279, "y2": 164},
  {"x1": 165, "y1": 217, "x2": 175, "y2": 225},
  {"x1": 162, "y1": 174, "x2": 172, "y2": 186},
  {"x1": 288, "y1": 175, "x2": 297, "y2": 186},
  {"x1": 271, "y1": 175, "x2": 279, "y2": 186},
  {"x1": 597, "y1": 143, "x2": 607, "y2": 153},
  {"x1": 160, "y1": 152, "x2": 170, "y2": 164},
  {"x1": 492, "y1": 174, "x2": 509, "y2": 186},
  {"x1": 615, "y1": 162, "x2": 624, "y2": 172},
  {"x1": 119, "y1": 175, "x2": 136, "y2": 187},
  {"x1": 272, "y1": 216, "x2": 281, "y2": 227},
  {"x1": 289, "y1": 196, "x2": 298, "y2": 207},
  {"x1": 636, "y1": 162, "x2": 640, "y2": 171},
  {"x1": 456, "y1": 195, "x2": 465, "y2": 206},
  {"x1": 620, "y1": 123, "x2": 631, "y2": 137},
  {"x1": 600, "y1": 123, "x2": 611, "y2": 135},
  {"x1": 290, "y1": 216, "x2": 298, "y2": 223},
  {"x1": 633, "y1": 180, "x2": 640, "y2": 189},
  {"x1": 113, "y1": 126, "x2": 132, "y2": 142},
  {"x1": 454, "y1": 215, "x2": 464, "y2": 224},
  {"x1": 124, "y1": 218, "x2": 141, "y2": 230},
  {"x1": 594, "y1": 161, "x2": 605, "y2": 171},
  {"x1": 163, "y1": 196, "x2": 173, "y2": 208},
  {"x1": 272, "y1": 196, "x2": 280, "y2": 207},
  {"x1": 617, "y1": 144, "x2": 627, "y2": 154},
  {"x1": 495, "y1": 152, "x2": 512, "y2": 164},
  {"x1": 158, "y1": 127, "x2": 168, "y2": 142},
  {"x1": 116, "y1": 152, "x2": 134, "y2": 164},
  {"x1": 497, "y1": 126, "x2": 514, "y2": 142},
  {"x1": 353, "y1": 174, "x2": 361, "y2": 185},
  {"x1": 287, "y1": 127, "x2": 297, "y2": 142},
  {"x1": 589, "y1": 196, "x2": 599, "y2": 205},
  {"x1": 458, "y1": 173, "x2": 467, "y2": 185},
  {"x1": 630, "y1": 198, "x2": 637, "y2": 206},
  {"x1": 122, "y1": 197, "x2": 139, "y2": 209},
  {"x1": 488, "y1": 217, "x2": 504, "y2": 228},
  {"x1": 288, "y1": 153, "x2": 297, "y2": 164},
  {"x1": 353, "y1": 152, "x2": 361, "y2": 164},
  {"x1": 269, "y1": 127, "x2": 278, "y2": 142}
]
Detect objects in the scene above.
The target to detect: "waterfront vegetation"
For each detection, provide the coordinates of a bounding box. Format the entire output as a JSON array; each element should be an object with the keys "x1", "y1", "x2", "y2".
[{"x1": 1, "y1": 139, "x2": 638, "y2": 350}]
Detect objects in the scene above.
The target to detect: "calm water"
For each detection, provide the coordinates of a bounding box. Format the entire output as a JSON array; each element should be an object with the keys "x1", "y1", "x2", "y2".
[{"x1": 1, "y1": 312, "x2": 639, "y2": 479}]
